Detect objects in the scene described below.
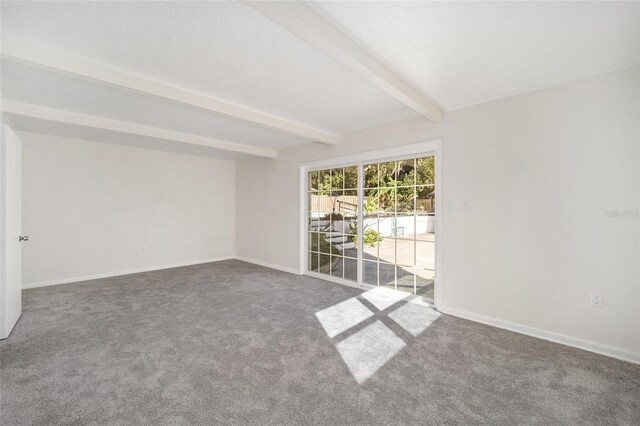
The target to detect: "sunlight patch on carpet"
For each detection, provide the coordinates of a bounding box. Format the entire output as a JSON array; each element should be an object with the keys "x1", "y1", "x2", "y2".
[
  {"x1": 388, "y1": 300, "x2": 441, "y2": 337},
  {"x1": 315, "y1": 297, "x2": 373, "y2": 338},
  {"x1": 335, "y1": 320, "x2": 406, "y2": 384},
  {"x1": 315, "y1": 287, "x2": 441, "y2": 384}
]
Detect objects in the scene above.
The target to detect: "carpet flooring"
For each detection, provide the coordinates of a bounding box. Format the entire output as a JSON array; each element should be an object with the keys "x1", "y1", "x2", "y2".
[{"x1": 1, "y1": 260, "x2": 639, "y2": 425}]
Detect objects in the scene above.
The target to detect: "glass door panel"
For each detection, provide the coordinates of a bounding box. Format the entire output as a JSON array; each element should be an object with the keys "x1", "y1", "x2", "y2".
[
  {"x1": 307, "y1": 167, "x2": 359, "y2": 282},
  {"x1": 359, "y1": 156, "x2": 435, "y2": 301},
  {"x1": 306, "y1": 155, "x2": 435, "y2": 302}
]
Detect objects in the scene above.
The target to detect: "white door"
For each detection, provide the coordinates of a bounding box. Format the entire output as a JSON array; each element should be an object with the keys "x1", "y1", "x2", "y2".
[
  {"x1": 1, "y1": 124, "x2": 23, "y2": 339},
  {"x1": 304, "y1": 155, "x2": 437, "y2": 303}
]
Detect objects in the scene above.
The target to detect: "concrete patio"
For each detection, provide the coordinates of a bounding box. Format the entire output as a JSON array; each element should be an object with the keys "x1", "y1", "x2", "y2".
[{"x1": 332, "y1": 233, "x2": 435, "y2": 300}]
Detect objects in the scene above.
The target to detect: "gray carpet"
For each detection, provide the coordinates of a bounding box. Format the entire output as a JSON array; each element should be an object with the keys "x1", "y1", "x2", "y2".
[{"x1": 1, "y1": 260, "x2": 638, "y2": 425}]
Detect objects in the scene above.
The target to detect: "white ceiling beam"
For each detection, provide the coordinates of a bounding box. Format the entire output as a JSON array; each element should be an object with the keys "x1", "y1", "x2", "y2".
[
  {"x1": 247, "y1": 1, "x2": 445, "y2": 122},
  {"x1": 2, "y1": 101, "x2": 278, "y2": 158},
  {"x1": 1, "y1": 37, "x2": 339, "y2": 145}
]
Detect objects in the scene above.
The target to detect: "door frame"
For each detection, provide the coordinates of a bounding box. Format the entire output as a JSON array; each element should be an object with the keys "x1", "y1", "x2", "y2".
[
  {"x1": 0, "y1": 124, "x2": 23, "y2": 339},
  {"x1": 299, "y1": 139, "x2": 443, "y2": 308}
]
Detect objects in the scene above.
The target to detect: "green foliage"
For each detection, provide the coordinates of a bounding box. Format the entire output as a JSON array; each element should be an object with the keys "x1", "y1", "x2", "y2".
[
  {"x1": 309, "y1": 170, "x2": 319, "y2": 190},
  {"x1": 363, "y1": 157, "x2": 435, "y2": 213},
  {"x1": 364, "y1": 164, "x2": 378, "y2": 188},
  {"x1": 310, "y1": 166, "x2": 358, "y2": 193},
  {"x1": 311, "y1": 158, "x2": 435, "y2": 214},
  {"x1": 320, "y1": 212, "x2": 344, "y2": 221},
  {"x1": 348, "y1": 222, "x2": 383, "y2": 248},
  {"x1": 363, "y1": 195, "x2": 379, "y2": 214},
  {"x1": 309, "y1": 232, "x2": 341, "y2": 270},
  {"x1": 313, "y1": 157, "x2": 434, "y2": 191},
  {"x1": 330, "y1": 168, "x2": 344, "y2": 190},
  {"x1": 319, "y1": 169, "x2": 331, "y2": 192},
  {"x1": 416, "y1": 157, "x2": 435, "y2": 185},
  {"x1": 353, "y1": 229, "x2": 384, "y2": 248},
  {"x1": 343, "y1": 166, "x2": 358, "y2": 189},
  {"x1": 416, "y1": 186, "x2": 435, "y2": 212},
  {"x1": 377, "y1": 186, "x2": 395, "y2": 211}
]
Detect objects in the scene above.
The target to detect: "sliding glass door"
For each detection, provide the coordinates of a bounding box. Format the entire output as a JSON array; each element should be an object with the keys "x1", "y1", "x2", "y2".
[
  {"x1": 305, "y1": 154, "x2": 436, "y2": 302},
  {"x1": 362, "y1": 157, "x2": 435, "y2": 299},
  {"x1": 308, "y1": 166, "x2": 359, "y2": 282}
]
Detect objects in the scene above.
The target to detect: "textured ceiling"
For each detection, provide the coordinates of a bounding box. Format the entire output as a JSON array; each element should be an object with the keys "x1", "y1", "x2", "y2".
[
  {"x1": 1, "y1": 60, "x2": 308, "y2": 152},
  {"x1": 1, "y1": 1, "x2": 638, "y2": 159},
  {"x1": 314, "y1": 1, "x2": 640, "y2": 110},
  {"x1": 1, "y1": 1, "x2": 414, "y2": 134}
]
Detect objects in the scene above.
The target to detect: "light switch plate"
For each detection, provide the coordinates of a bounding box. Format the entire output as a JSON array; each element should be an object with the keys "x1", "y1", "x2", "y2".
[{"x1": 461, "y1": 201, "x2": 470, "y2": 214}]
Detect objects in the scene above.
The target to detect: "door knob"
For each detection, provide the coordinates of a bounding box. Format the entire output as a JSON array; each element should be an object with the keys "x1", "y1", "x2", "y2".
[{"x1": 19, "y1": 235, "x2": 29, "y2": 242}]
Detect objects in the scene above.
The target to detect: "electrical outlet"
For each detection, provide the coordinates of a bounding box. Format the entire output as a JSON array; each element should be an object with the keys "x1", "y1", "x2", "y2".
[
  {"x1": 143, "y1": 245, "x2": 149, "y2": 253},
  {"x1": 461, "y1": 201, "x2": 471, "y2": 214},
  {"x1": 591, "y1": 292, "x2": 603, "y2": 307}
]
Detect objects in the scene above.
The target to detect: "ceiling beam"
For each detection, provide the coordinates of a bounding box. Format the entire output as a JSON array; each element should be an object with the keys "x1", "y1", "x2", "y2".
[
  {"x1": 1, "y1": 37, "x2": 339, "y2": 145},
  {"x1": 247, "y1": 1, "x2": 445, "y2": 122},
  {"x1": 2, "y1": 101, "x2": 278, "y2": 158}
]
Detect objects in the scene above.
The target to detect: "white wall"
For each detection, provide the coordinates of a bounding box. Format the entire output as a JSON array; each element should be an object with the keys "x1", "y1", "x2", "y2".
[
  {"x1": 236, "y1": 67, "x2": 640, "y2": 362},
  {"x1": 21, "y1": 132, "x2": 235, "y2": 286}
]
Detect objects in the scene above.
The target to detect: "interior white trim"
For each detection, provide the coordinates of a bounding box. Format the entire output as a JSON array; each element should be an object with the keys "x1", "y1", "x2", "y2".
[
  {"x1": 22, "y1": 256, "x2": 235, "y2": 289},
  {"x1": 2, "y1": 101, "x2": 278, "y2": 158},
  {"x1": 1, "y1": 37, "x2": 339, "y2": 145},
  {"x1": 300, "y1": 139, "x2": 443, "y2": 170},
  {"x1": 227, "y1": 259, "x2": 639, "y2": 365},
  {"x1": 304, "y1": 270, "x2": 363, "y2": 290},
  {"x1": 24, "y1": 255, "x2": 303, "y2": 290},
  {"x1": 438, "y1": 305, "x2": 640, "y2": 365},
  {"x1": 299, "y1": 139, "x2": 443, "y2": 308},
  {"x1": 30, "y1": 251, "x2": 638, "y2": 364},
  {"x1": 235, "y1": 256, "x2": 300, "y2": 275},
  {"x1": 247, "y1": 1, "x2": 444, "y2": 122}
]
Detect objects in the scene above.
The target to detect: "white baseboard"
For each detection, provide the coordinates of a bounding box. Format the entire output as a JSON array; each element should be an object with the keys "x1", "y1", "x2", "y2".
[
  {"x1": 22, "y1": 257, "x2": 638, "y2": 365},
  {"x1": 22, "y1": 256, "x2": 235, "y2": 289},
  {"x1": 438, "y1": 305, "x2": 640, "y2": 365},
  {"x1": 234, "y1": 256, "x2": 300, "y2": 275}
]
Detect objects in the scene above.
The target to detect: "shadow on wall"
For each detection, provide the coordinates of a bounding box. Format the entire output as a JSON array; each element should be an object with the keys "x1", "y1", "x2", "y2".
[{"x1": 315, "y1": 287, "x2": 441, "y2": 384}]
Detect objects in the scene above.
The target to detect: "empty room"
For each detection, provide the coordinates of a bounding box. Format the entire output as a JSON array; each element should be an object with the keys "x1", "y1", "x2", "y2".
[{"x1": 1, "y1": 1, "x2": 639, "y2": 424}]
